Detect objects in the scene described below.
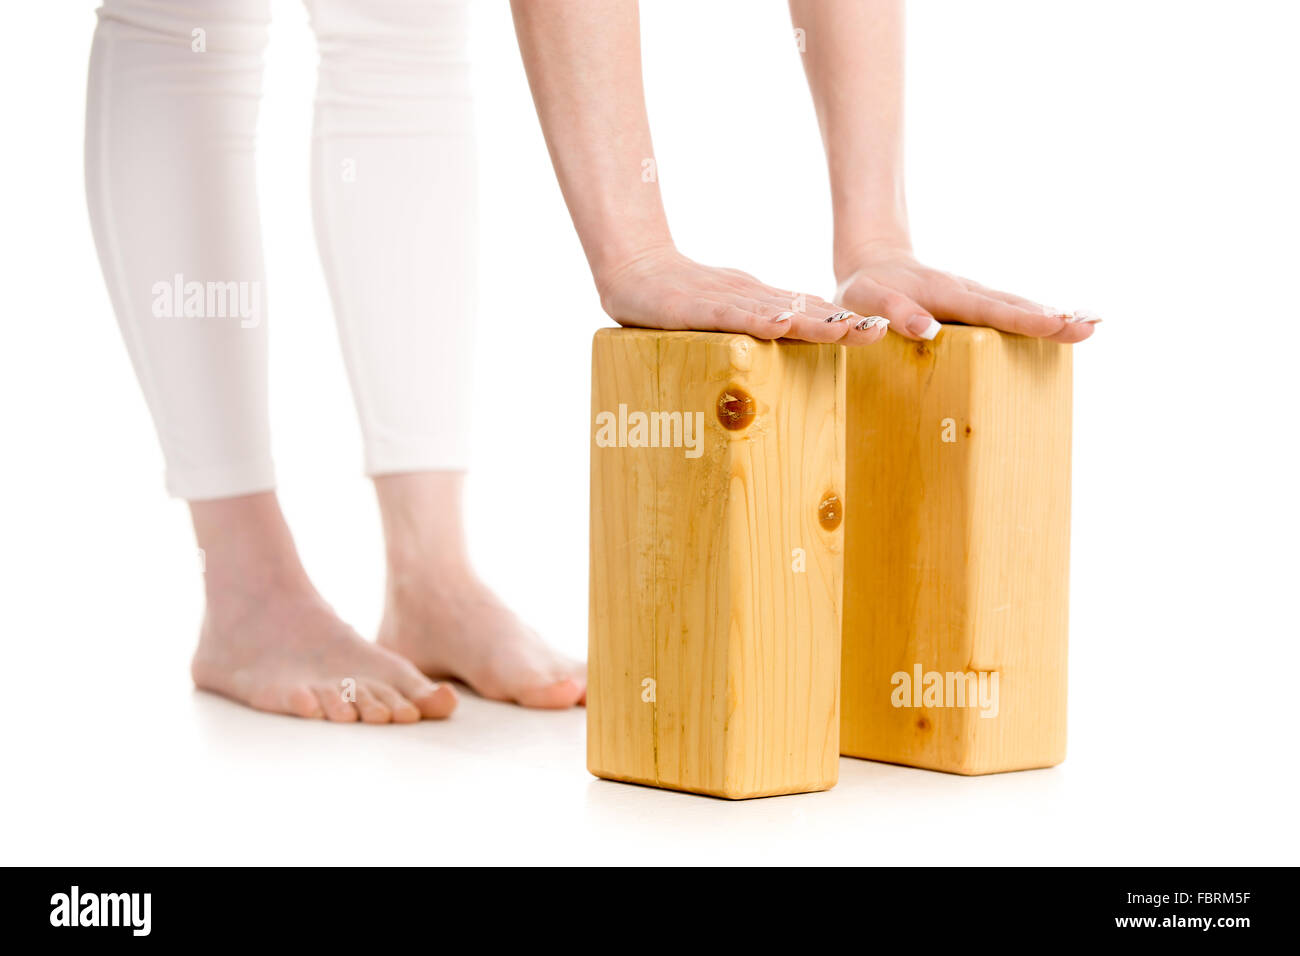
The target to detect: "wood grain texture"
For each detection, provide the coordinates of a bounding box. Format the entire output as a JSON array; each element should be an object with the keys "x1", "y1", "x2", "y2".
[
  {"x1": 842, "y1": 326, "x2": 1071, "y2": 774},
  {"x1": 589, "y1": 329, "x2": 843, "y2": 798}
]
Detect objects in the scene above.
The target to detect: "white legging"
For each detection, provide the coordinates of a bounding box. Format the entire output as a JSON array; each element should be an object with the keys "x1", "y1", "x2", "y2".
[{"x1": 86, "y1": 0, "x2": 476, "y2": 500}]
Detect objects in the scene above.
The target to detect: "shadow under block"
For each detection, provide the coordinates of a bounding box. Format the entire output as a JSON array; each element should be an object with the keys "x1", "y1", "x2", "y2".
[
  {"x1": 842, "y1": 326, "x2": 1071, "y2": 775},
  {"x1": 588, "y1": 329, "x2": 844, "y2": 799}
]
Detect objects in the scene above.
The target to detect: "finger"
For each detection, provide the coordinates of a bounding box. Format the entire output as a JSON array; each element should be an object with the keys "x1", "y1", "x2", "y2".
[
  {"x1": 838, "y1": 314, "x2": 891, "y2": 347},
  {"x1": 789, "y1": 306, "x2": 857, "y2": 344},
  {"x1": 952, "y1": 278, "x2": 1102, "y2": 344},
  {"x1": 1051, "y1": 308, "x2": 1103, "y2": 343},
  {"x1": 1045, "y1": 321, "x2": 1097, "y2": 344},
  {"x1": 658, "y1": 295, "x2": 796, "y2": 341},
  {"x1": 719, "y1": 293, "x2": 854, "y2": 344},
  {"x1": 800, "y1": 290, "x2": 892, "y2": 346},
  {"x1": 837, "y1": 274, "x2": 940, "y2": 340},
  {"x1": 960, "y1": 278, "x2": 1052, "y2": 314},
  {"x1": 711, "y1": 295, "x2": 812, "y2": 341},
  {"x1": 800, "y1": 294, "x2": 887, "y2": 343},
  {"x1": 960, "y1": 280, "x2": 1091, "y2": 343},
  {"x1": 925, "y1": 284, "x2": 1066, "y2": 338},
  {"x1": 1043, "y1": 309, "x2": 1102, "y2": 343}
]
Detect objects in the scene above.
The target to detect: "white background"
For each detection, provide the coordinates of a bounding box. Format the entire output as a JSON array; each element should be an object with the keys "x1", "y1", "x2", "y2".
[{"x1": 1, "y1": 0, "x2": 1297, "y2": 865}]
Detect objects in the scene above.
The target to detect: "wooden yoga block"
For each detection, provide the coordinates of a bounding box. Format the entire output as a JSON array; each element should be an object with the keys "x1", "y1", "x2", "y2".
[
  {"x1": 588, "y1": 329, "x2": 844, "y2": 799},
  {"x1": 841, "y1": 325, "x2": 1072, "y2": 774}
]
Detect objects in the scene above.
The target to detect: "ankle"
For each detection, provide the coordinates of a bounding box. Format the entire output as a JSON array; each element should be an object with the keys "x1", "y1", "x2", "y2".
[
  {"x1": 374, "y1": 470, "x2": 472, "y2": 570},
  {"x1": 190, "y1": 492, "x2": 314, "y2": 602},
  {"x1": 384, "y1": 552, "x2": 477, "y2": 609}
]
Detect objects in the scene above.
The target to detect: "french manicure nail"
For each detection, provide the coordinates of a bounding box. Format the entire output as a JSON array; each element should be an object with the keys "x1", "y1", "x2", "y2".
[
  {"x1": 1067, "y1": 310, "x2": 1102, "y2": 324},
  {"x1": 773, "y1": 311, "x2": 794, "y2": 323},
  {"x1": 908, "y1": 314, "x2": 941, "y2": 339}
]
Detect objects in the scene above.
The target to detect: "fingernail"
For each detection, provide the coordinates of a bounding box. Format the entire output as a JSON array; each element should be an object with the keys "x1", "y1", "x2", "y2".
[
  {"x1": 773, "y1": 311, "x2": 794, "y2": 323},
  {"x1": 854, "y1": 315, "x2": 889, "y2": 332},
  {"x1": 1067, "y1": 310, "x2": 1102, "y2": 325},
  {"x1": 908, "y1": 314, "x2": 942, "y2": 339},
  {"x1": 825, "y1": 310, "x2": 857, "y2": 323}
]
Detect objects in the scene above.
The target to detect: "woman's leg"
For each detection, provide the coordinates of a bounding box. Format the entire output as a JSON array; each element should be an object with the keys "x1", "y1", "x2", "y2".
[
  {"x1": 86, "y1": 0, "x2": 274, "y2": 497},
  {"x1": 86, "y1": 0, "x2": 454, "y2": 721},
  {"x1": 305, "y1": 0, "x2": 584, "y2": 707}
]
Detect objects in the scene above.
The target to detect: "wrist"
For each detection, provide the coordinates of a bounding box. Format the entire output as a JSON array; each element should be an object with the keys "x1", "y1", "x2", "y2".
[
  {"x1": 590, "y1": 235, "x2": 677, "y2": 298},
  {"x1": 833, "y1": 232, "x2": 914, "y2": 284}
]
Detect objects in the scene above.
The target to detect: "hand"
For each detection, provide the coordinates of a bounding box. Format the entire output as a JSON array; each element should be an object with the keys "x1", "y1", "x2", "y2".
[
  {"x1": 597, "y1": 244, "x2": 890, "y2": 346},
  {"x1": 835, "y1": 244, "x2": 1099, "y2": 343}
]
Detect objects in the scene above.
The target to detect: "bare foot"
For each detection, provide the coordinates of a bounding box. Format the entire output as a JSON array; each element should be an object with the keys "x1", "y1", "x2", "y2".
[
  {"x1": 596, "y1": 243, "x2": 891, "y2": 347},
  {"x1": 374, "y1": 472, "x2": 586, "y2": 709},
  {"x1": 189, "y1": 493, "x2": 456, "y2": 723},
  {"x1": 379, "y1": 568, "x2": 586, "y2": 709}
]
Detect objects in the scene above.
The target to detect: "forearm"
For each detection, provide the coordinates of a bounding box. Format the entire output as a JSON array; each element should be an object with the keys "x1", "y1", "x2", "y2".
[
  {"x1": 789, "y1": 0, "x2": 910, "y2": 277},
  {"x1": 509, "y1": 0, "x2": 672, "y2": 287}
]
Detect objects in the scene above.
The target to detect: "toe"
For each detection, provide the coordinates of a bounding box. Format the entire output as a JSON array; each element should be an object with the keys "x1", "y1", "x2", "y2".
[
  {"x1": 413, "y1": 682, "x2": 458, "y2": 719},
  {"x1": 314, "y1": 684, "x2": 359, "y2": 723},
  {"x1": 287, "y1": 685, "x2": 324, "y2": 719},
  {"x1": 390, "y1": 665, "x2": 458, "y2": 719},
  {"x1": 354, "y1": 684, "x2": 393, "y2": 724},
  {"x1": 367, "y1": 681, "x2": 421, "y2": 723},
  {"x1": 574, "y1": 676, "x2": 587, "y2": 707},
  {"x1": 245, "y1": 682, "x2": 324, "y2": 719},
  {"x1": 515, "y1": 677, "x2": 586, "y2": 710}
]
